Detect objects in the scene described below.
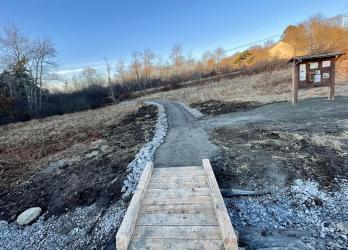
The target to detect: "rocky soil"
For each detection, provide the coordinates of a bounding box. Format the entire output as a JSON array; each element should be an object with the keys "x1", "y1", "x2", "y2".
[
  {"x1": 191, "y1": 100, "x2": 264, "y2": 115},
  {"x1": 211, "y1": 118, "x2": 348, "y2": 249},
  {"x1": 0, "y1": 103, "x2": 163, "y2": 249}
]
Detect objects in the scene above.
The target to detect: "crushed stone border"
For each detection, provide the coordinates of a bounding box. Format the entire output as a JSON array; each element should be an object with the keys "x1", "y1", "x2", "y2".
[
  {"x1": 121, "y1": 101, "x2": 168, "y2": 199},
  {"x1": 174, "y1": 101, "x2": 204, "y2": 118}
]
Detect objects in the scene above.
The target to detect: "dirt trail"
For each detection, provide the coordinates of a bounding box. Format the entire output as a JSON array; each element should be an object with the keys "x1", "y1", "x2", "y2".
[
  {"x1": 154, "y1": 101, "x2": 218, "y2": 168},
  {"x1": 154, "y1": 97, "x2": 348, "y2": 170}
]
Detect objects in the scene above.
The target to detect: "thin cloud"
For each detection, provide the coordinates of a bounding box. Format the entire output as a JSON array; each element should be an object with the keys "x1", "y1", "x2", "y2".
[{"x1": 55, "y1": 59, "x2": 119, "y2": 76}]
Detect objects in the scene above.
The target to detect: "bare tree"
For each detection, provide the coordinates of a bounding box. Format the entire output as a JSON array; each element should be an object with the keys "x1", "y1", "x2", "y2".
[
  {"x1": 202, "y1": 50, "x2": 214, "y2": 73},
  {"x1": 185, "y1": 51, "x2": 197, "y2": 80},
  {"x1": 213, "y1": 47, "x2": 226, "y2": 72},
  {"x1": 28, "y1": 38, "x2": 56, "y2": 113},
  {"x1": 104, "y1": 57, "x2": 116, "y2": 103},
  {"x1": 170, "y1": 44, "x2": 184, "y2": 80},
  {"x1": 142, "y1": 48, "x2": 155, "y2": 87},
  {"x1": 0, "y1": 23, "x2": 56, "y2": 117},
  {"x1": 155, "y1": 55, "x2": 170, "y2": 82},
  {"x1": 116, "y1": 59, "x2": 126, "y2": 84},
  {"x1": 0, "y1": 23, "x2": 30, "y2": 71},
  {"x1": 0, "y1": 23, "x2": 30, "y2": 97},
  {"x1": 80, "y1": 67, "x2": 97, "y2": 87},
  {"x1": 131, "y1": 51, "x2": 142, "y2": 90}
]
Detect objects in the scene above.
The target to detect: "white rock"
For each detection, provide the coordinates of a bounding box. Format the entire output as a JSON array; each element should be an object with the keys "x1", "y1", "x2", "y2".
[
  {"x1": 85, "y1": 151, "x2": 99, "y2": 159},
  {"x1": 100, "y1": 145, "x2": 110, "y2": 153},
  {"x1": 16, "y1": 207, "x2": 42, "y2": 226},
  {"x1": 337, "y1": 222, "x2": 348, "y2": 234}
]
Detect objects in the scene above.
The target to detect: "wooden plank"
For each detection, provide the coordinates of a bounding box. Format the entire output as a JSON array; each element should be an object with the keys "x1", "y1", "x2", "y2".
[
  {"x1": 129, "y1": 239, "x2": 224, "y2": 250},
  {"x1": 146, "y1": 187, "x2": 211, "y2": 196},
  {"x1": 151, "y1": 169, "x2": 206, "y2": 178},
  {"x1": 152, "y1": 167, "x2": 204, "y2": 175},
  {"x1": 149, "y1": 176, "x2": 207, "y2": 183},
  {"x1": 140, "y1": 203, "x2": 215, "y2": 214},
  {"x1": 137, "y1": 213, "x2": 218, "y2": 226},
  {"x1": 202, "y1": 159, "x2": 238, "y2": 250},
  {"x1": 132, "y1": 225, "x2": 221, "y2": 240},
  {"x1": 147, "y1": 181, "x2": 208, "y2": 189},
  {"x1": 153, "y1": 166, "x2": 202, "y2": 174},
  {"x1": 115, "y1": 162, "x2": 154, "y2": 250},
  {"x1": 142, "y1": 195, "x2": 212, "y2": 205}
]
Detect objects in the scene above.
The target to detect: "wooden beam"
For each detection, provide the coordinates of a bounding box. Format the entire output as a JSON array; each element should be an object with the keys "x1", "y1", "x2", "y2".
[
  {"x1": 132, "y1": 225, "x2": 221, "y2": 240},
  {"x1": 136, "y1": 213, "x2": 218, "y2": 226},
  {"x1": 329, "y1": 58, "x2": 336, "y2": 100},
  {"x1": 147, "y1": 180, "x2": 208, "y2": 189},
  {"x1": 202, "y1": 159, "x2": 238, "y2": 250},
  {"x1": 142, "y1": 195, "x2": 212, "y2": 205},
  {"x1": 116, "y1": 162, "x2": 154, "y2": 250},
  {"x1": 140, "y1": 203, "x2": 215, "y2": 214},
  {"x1": 292, "y1": 61, "x2": 299, "y2": 105},
  {"x1": 128, "y1": 239, "x2": 224, "y2": 250},
  {"x1": 149, "y1": 176, "x2": 207, "y2": 183}
]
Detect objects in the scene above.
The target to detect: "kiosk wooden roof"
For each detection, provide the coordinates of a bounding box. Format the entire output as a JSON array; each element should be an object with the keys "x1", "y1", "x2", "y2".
[{"x1": 289, "y1": 52, "x2": 345, "y2": 63}]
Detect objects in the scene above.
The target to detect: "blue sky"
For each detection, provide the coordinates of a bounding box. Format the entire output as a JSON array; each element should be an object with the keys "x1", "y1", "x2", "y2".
[{"x1": 1, "y1": 0, "x2": 348, "y2": 75}]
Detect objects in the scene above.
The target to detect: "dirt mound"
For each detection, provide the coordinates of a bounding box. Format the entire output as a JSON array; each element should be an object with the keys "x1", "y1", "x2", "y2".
[
  {"x1": 0, "y1": 105, "x2": 157, "y2": 221},
  {"x1": 191, "y1": 100, "x2": 264, "y2": 115}
]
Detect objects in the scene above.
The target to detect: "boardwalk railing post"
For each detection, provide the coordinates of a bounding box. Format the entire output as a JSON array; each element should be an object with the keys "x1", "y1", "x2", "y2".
[
  {"x1": 202, "y1": 159, "x2": 238, "y2": 250},
  {"x1": 116, "y1": 162, "x2": 154, "y2": 250}
]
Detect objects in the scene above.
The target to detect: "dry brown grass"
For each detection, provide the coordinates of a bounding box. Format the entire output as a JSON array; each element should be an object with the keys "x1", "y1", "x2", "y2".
[
  {"x1": 138, "y1": 68, "x2": 348, "y2": 105},
  {"x1": 310, "y1": 119, "x2": 348, "y2": 156},
  {"x1": 0, "y1": 101, "x2": 141, "y2": 182}
]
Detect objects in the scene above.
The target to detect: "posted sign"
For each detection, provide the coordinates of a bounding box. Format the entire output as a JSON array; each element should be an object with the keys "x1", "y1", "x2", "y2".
[
  {"x1": 289, "y1": 52, "x2": 344, "y2": 104},
  {"x1": 299, "y1": 64, "x2": 306, "y2": 81}
]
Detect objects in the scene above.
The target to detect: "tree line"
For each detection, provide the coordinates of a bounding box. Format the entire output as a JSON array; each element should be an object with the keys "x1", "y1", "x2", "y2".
[
  {"x1": 67, "y1": 45, "x2": 233, "y2": 93},
  {"x1": 0, "y1": 23, "x2": 56, "y2": 122},
  {"x1": 1, "y1": 14, "x2": 347, "y2": 124}
]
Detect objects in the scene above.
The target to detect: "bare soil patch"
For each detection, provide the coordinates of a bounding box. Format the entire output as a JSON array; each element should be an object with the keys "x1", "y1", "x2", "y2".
[
  {"x1": 191, "y1": 100, "x2": 264, "y2": 115},
  {"x1": 0, "y1": 104, "x2": 157, "y2": 221},
  {"x1": 210, "y1": 117, "x2": 348, "y2": 249},
  {"x1": 211, "y1": 120, "x2": 347, "y2": 190}
]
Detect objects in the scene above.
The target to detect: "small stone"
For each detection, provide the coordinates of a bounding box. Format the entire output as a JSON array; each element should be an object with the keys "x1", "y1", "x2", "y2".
[
  {"x1": 85, "y1": 151, "x2": 99, "y2": 159},
  {"x1": 100, "y1": 145, "x2": 110, "y2": 153},
  {"x1": 337, "y1": 222, "x2": 348, "y2": 234},
  {"x1": 127, "y1": 175, "x2": 134, "y2": 182},
  {"x1": 16, "y1": 207, "x2": 42, "y2": 225},
  {"x1": 121, "y1": 186, "x2": 126, "y2": 193},
  {"x1": 91, "y1": 139, "x2": 104, "y2": 146}
]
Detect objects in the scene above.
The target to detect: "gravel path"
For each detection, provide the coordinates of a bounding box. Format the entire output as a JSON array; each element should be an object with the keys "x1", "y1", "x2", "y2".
[{"x1": 153, "y1": 101, "x2": 218, "y2": 168}]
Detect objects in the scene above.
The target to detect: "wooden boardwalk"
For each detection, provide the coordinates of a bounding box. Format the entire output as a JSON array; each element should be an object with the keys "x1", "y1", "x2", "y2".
[{"x1": 116, "y1": 159, "x2": 238, "y2": 250}]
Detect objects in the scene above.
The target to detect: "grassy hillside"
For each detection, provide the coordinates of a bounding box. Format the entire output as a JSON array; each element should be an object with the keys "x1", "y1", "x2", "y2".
[{"x1": 138, "y1": 63, "x2": 348, "y2": 107}]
